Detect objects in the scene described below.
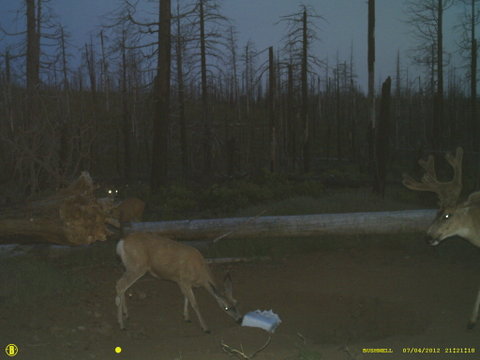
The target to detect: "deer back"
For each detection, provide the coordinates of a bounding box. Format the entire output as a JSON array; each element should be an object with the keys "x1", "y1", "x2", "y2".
[{"x1": 120, "y1": 232, "x2": 214, "y2": 287}]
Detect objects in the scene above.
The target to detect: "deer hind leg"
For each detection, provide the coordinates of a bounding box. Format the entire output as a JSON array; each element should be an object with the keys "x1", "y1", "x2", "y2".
[
  {"x1": 179, "y1": 284, "x2": 209, "y2": 333},
  {"x1": 467, "y1": 285, "x2": 480, "y2": 329},
  {"x1": 183, "y1": 296, "x2": 191, "y2": 323},
  {"x1": 115, "y1": 270, "x2": 145, "y2": 329}
]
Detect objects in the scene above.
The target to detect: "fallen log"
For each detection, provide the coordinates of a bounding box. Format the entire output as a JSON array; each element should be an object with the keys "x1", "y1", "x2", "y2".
[
  {"x1": 0, "y1": 172, "x2": 119, "y2": 246},
  {"x1": 205, "y1": 256, "x2": 271, "y2": 264},
  {"x1": 128, "y1": 209, "x2": 437, "y2": 241}
]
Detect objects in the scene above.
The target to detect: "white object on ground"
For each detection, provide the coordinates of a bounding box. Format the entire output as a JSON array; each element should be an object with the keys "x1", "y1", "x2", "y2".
[{"x1": 241, "y1": 310, "x2": 281, "y2": 333}]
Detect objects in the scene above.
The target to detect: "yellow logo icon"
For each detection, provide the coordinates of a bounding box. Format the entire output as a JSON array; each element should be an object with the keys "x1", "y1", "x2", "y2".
[
  {"x1": 5, "y1": 344, "x2": 19, "y2": 357},
  {"x1": 115, "y1": 346, "x2": 122, "y2": 354}
]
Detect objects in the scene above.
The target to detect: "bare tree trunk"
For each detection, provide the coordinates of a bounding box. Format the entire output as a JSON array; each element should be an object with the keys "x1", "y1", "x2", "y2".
[
  {"x1": 226, "y1": 26, "x2": 240, "y2": 176},
  {"x1": 26, "y1": 0, "x2": 40, "y2": 127},
  {"x1": 325, "y1": 68, "x2": 331, "y2": 159},
  {"x1": 244, "y1": 42, "x2": 255, "y2": 173},
  {"x1": 121, "y1": 29, "x2": 132, "y2": 182},
  {"x1": 373, "y1": 77, "x2": 391, "y2": 196},
  {"x1": 301, "y1": 8, "x2": 310, "y2": 173},
  {"x1": 26, "y1": 0, "x2": 40, "y2": 93},
  {"x1": 349, "y1": 45, "x2": 357, "y2": 161},
  {"x1": 84, "y1": 40, "x2": 98, "y2": 173},
  {"x1": 268, "y1": 46, "x2": 276, "y2": 172},
  {"x1": 175, "y1": 4, "x2": 188, "y2": 180},
  {"x1": 199, "y1": 0, "x2": 211, "y2": 177},
  {"x1": 287, "y1": 63, "x2": 295, "y2": 171},
  {"x1": 394, "y1": 50, "x2": 401, "y2": 150},
  {"x1": 433, "y1": 0, "x2": 444, "y2": 151},
  {"x1": 85, "y1": 41, "x2": 97, "y2": 102},
  {"x1": 100, "y1": 30, "x2": 110, "y2": 112},
  {"x1": 471, "y1": 0, "x2": 478, "y2": 151},
  {"x1": 335, "y1": 61, "x2": 342, "y2": 160},
  {"x1": 58, "y1": 25, "x2": 70, "y2": 177},
  {"x1": 368, "y1": 0, "x2": 375, "y2": 130},
  {"x1": 59, "y1": 26, "x2": 69, "y2": 91},
  {"x1": 368, "y1": 0, "x2": 376, "y2": 189},
  {"x1": 151, "y1": 0, "x2": 171, "y2": 189}
]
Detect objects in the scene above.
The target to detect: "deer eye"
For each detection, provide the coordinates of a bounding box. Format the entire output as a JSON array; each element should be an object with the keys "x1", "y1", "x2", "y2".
[{"x1": 443, "y1": 213, "x2": 452, "y2": 220}]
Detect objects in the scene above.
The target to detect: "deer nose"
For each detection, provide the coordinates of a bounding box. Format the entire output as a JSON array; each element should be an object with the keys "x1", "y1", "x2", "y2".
[
  {"x1": 425, "y1": 235, "x2": 439, "y2": 246},
  {"x1": 236, "y1": 316, "x2": 243, "y2": 324}
]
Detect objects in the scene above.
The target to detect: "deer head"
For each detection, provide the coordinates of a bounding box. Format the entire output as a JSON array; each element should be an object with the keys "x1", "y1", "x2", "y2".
[{"x1": 402, "y1": 147, "x2": 467, "y2": 246}]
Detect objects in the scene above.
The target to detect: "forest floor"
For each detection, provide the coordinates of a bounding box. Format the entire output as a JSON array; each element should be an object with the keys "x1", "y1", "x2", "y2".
[{"x1": 1, "y1": 188, "x2": 480, "y2": 360}]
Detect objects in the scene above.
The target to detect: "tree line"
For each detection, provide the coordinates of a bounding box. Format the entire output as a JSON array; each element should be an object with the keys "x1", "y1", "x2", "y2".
[{"x1": 0, "y1": 0, "x2": 479, "y2": 199}]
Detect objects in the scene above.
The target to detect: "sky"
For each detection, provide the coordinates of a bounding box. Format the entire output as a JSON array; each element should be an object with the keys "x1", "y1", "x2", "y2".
[{"x1": 0, "y1": 0, "x2": 469, "y2": 93}]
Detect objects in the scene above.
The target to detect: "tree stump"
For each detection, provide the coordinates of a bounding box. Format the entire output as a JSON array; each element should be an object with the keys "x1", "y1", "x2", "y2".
[{"x1": 0, "y1": 172, "x2": 119, "y2": 245}]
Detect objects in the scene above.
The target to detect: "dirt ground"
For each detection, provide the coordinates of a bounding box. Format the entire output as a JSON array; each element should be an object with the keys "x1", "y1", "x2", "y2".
[{"x1": 1, "y1": 233, "x2": 480, "y2": 360}]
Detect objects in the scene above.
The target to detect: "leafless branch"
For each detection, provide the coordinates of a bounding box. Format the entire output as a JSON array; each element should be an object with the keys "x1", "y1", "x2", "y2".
[{"x1": 220, "y1": 336, "x2": 271, "y2": 359}]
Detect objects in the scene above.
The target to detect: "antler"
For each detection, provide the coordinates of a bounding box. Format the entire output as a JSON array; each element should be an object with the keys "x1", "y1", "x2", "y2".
[{"x1": 402, "y1": 147, "x2": 463, "y2": 209}]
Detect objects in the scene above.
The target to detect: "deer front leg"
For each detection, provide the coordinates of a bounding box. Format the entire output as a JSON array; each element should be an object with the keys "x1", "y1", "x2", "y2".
[
  {"x1": 115, "y1": 271, "x2": 145, "y2": 330},
  {"x1": 467, "y1": 285, "x2": 480, "y2": 329},
  {"x1": 183, "y1": 296, "x2": 191, "y2": 323},
  {"x1": 179, "y1": 285, "x2": 210, "y2": 333},
  {"x1": 115, "y1": 293, "x2": 125, "y2": 329}
]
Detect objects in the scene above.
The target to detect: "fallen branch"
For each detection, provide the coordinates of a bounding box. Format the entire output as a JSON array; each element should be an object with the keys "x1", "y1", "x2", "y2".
[{"x1": 220, "y1": 336, "x2": 272, "y2": 359}]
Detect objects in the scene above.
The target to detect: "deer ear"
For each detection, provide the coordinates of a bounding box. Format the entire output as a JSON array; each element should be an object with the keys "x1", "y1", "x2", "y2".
[{"x1": 467, "y1": 191, "x2": 480, "y2": 204}]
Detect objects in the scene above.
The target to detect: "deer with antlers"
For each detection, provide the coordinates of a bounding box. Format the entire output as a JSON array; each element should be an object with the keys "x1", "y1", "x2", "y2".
[{"x1": 403, "y1": 147, "x2": 480, "y2": 329}]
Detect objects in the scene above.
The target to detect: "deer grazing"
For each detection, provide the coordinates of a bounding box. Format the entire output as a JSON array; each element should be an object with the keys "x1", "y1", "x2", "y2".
[
  {"x1": 403, "y1": 147, "x2": 480, "y2": 329},
  {"x1": 115, "y1": 232, "x2": 242, "y2": 333}
]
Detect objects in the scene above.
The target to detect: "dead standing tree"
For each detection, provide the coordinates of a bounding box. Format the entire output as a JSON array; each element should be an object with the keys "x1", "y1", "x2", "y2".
[
  {"x1": 118, "y1": 0, "x2": 230, "y2": 185},
  {"x1": 100, "y1": 1, "x2": 152, "y2": 181},
  {"x1": 187, "y1": 0, "x2": 230, "y2": 178},
  {"x1": 456, "y1": 0, "x2": 480, "y2": 151},
  {"x1": 0, "y1": 0, "x2": 77, "y2": 193},
  {"x1": 151, "y1": 0, "x2": 171, "y2": 188},
  {"x1": 368, "y1": 0, "x2": 375, "y2": 176},
  {"x1": 26, "y1": 0, "x2": 40, "y2": 119},
  {"x1": 241, "y1": 40, "x2": 258, "y2": 173},
  {"x1": 268, "y1": 46, "x2": 277, "y2": 172},
  {"x1": 373, "y1": 76, "x2": 392, "y2": 196},
  {"x1": 174, "y1": 2, "x2": 189, "y2": 180},
  {"x1": 405, "y1": 0, "x2": 454, "y2": 150},
  {"x1": 277, "y1": 5, "x2": 324, "y2": 173}
]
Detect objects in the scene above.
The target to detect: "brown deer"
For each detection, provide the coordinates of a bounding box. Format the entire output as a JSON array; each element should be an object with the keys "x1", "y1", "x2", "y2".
[
  {"x1": 115, "y1": 232, "x2": 242, "y2": 333},
  {"x1": 103, "y1": 187, "x2": 145, "y2": 224},
  {"x1": 403, "y1": 147, "x2": 480, "y2": 329},
  {"x1": 112, "y1": 197, "x2": 145, "y2": 224}
]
